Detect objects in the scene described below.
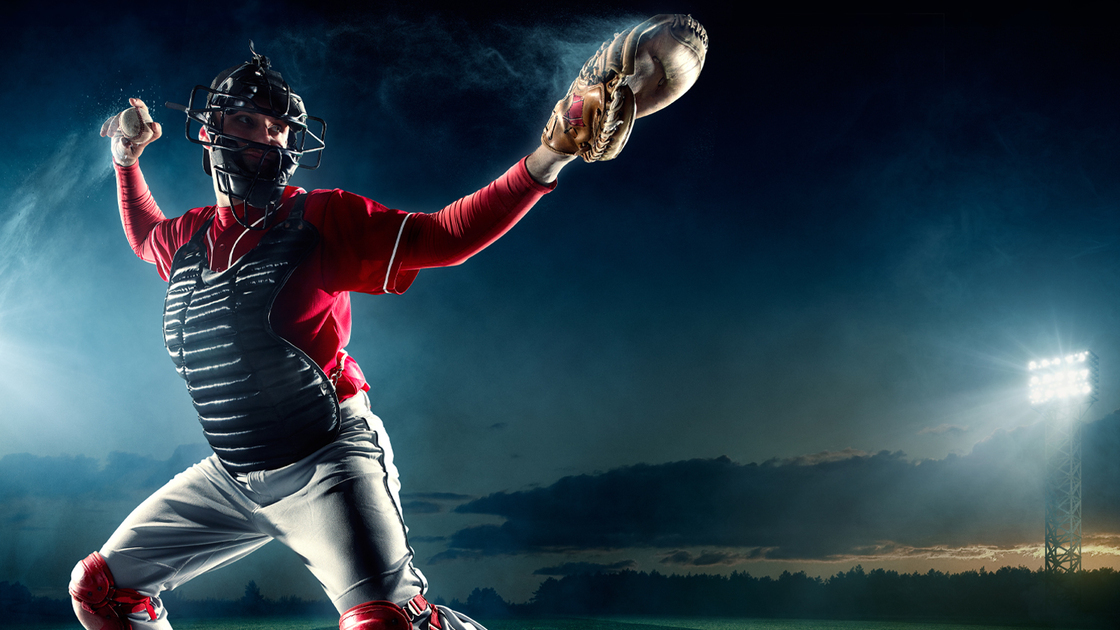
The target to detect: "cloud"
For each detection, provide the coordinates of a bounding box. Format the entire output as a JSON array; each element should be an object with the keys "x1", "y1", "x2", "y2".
[
  {"x1": 773, "y1": 448, "x2": 870, "y2": 466},
  {"x1": 411, "y1": 536, "x2": 449, "y2": 543},
  {"x1": 444, "y1": 414, "x2": 1120, "y2": 561},
  {"x1": 427, "y1": 549, "x2": 485, "y2": 564},
  {"x1": 659, "y1": 550, "x2": 764, "y2": 567},
  {"x1": 1084, "y1": 533, "x2": 1120, "y2": 558},
  {"x1": 0, "y1": 444, "x2": 212, "y2": 500},
  {"x1": 919, "y1": 424, "x2": 969, "y2": 436},
  {"x1": 402, "y1": 501, "x2": 443, "y2": 514},
  {"x1": 399, "y1": 491, "x2": 475, "y2": 513},
  {"x1": 532, "y1": 560, "x2": 636, "y2": 576},
  {"x1": 405, "y1": 492, "x2": 474, "y2": 502}
]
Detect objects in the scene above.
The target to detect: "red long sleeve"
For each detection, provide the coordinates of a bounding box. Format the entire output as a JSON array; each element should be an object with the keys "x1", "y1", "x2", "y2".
[
  {"x1": 114, "y1": 162, "x2": 167, "y2": 263},
  {"x1": 396, "y1": 158, "x2": 555, "y2": 270}
]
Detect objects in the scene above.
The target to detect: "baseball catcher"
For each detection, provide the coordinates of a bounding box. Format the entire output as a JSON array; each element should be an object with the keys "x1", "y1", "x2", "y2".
[{"x1": 72, "y1": 16, "x2": 706, "y2": 630}]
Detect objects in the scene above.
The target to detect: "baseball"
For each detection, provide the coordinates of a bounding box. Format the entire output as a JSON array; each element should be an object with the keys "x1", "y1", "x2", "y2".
[{"x1": 119, "y1": 107, "x2": 154, "y2": 142}]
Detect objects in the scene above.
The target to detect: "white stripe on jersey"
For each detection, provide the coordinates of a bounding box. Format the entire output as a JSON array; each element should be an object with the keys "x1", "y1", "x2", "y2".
[
  {"x1": 219, "y1": 213, "x2": 266, "y2": 270},
  {"x1": 384, "y1": 213, "x2": 413, "y2": 293}
]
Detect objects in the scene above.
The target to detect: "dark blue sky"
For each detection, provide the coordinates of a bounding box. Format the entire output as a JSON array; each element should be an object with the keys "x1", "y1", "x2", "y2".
[{"x1": 3, "y1": 1, "x2": 1120, "y2": 605}]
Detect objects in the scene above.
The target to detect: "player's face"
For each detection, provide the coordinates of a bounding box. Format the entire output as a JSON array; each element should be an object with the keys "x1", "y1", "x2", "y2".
[
  {"x1": 223, "y1": 110, "x2": 290, "y2": 146},
  {"x1": 220, "y1": 109, "x2": 291, "y2": 174}
]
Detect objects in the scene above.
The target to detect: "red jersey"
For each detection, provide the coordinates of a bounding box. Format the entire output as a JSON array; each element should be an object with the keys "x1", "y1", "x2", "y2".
[{"x1": 115, "y1": 159, "x2": 554, "y2": 400}]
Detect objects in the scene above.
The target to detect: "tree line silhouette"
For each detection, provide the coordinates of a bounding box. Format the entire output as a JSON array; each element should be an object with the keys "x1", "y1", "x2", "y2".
[
  {"x1": 495, "y1": 566, "x2": 1120, "y2": 626},
  {"x1": 6, "y1": 566, "x2": 1120, "y2": 627}
]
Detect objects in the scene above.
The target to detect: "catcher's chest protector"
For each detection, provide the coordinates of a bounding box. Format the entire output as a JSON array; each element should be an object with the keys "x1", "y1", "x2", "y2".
[{"x1": 163, "y1": 195, "x2": 340, "y2": 473}]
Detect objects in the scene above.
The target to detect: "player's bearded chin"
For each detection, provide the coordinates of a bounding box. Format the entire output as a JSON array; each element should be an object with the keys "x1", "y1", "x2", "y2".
[{"x1": 240, "y1": 147, "x2": 282, "y2": 176}]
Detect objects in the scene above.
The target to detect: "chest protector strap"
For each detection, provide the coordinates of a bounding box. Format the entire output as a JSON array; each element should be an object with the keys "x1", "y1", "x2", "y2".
[{"x1": 163, "y1": 195, "x2": 341, "y2": 473}]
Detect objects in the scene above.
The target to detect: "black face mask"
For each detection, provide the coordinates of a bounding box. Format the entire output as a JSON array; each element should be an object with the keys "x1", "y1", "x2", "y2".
[{"x1": 167, "y1": 41, "x2": 327, "y2": 230}]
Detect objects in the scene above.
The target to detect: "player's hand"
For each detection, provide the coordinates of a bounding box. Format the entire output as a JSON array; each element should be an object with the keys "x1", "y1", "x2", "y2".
[{"x1": 100, "y1": 98, "x2": 162, "y2": 167}]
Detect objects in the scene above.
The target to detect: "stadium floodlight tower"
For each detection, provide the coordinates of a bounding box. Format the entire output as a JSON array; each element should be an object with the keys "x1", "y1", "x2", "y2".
[{"x1": 1028, "y1": 350, "x2": 1098, "y2": 574}]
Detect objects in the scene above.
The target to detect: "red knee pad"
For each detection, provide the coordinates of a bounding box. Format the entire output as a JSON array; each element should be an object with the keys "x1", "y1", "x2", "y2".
[
  {"x1": 340, "y1": 600, "x2": 412, "y2": 630},
  {"x1": 69, "y1": 552, "x2": 156, "y2": 629}
]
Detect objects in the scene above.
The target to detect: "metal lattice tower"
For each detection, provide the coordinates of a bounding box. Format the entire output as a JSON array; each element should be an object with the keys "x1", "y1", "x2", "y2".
[
  {"x1": 1043, "y1": 404, "x2": 1083, "y2": 573},
  {"x1": 1029, "y1": 350, "x2": 1098, "y2": 575}
]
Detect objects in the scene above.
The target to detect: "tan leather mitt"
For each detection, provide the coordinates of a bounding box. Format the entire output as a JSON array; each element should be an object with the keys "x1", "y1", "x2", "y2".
[{"x1": 542, "y1": 14, "x2": 708, "y2": 162}]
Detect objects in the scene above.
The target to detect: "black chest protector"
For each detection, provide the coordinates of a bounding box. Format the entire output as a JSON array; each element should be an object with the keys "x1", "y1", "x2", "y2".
[{"x1": 163, "y1": 195, "x2": 340, "y2": 473}]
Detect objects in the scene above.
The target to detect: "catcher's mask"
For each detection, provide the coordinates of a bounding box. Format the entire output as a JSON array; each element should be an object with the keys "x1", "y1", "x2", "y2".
[{"x1": 167, "y1": 41, "x2": 326, "y2": 230}]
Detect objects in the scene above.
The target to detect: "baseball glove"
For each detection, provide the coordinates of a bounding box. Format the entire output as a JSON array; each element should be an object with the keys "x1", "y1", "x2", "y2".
[{"x1": 542, "y1": 14, "x2": 708, "y2": 162}]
